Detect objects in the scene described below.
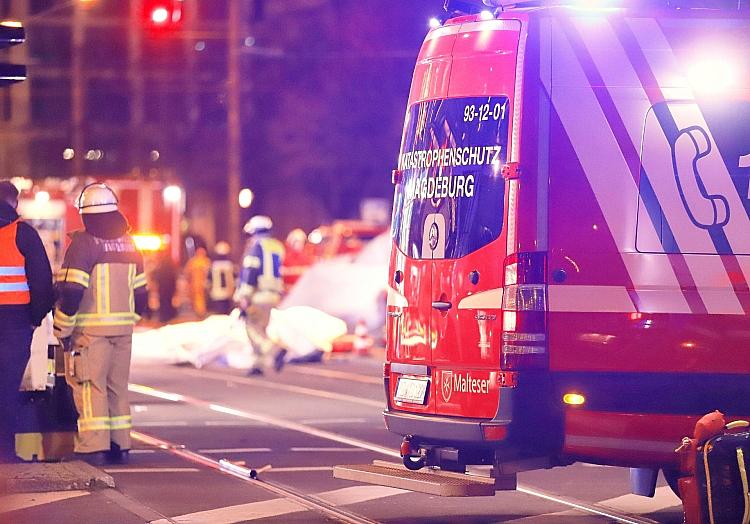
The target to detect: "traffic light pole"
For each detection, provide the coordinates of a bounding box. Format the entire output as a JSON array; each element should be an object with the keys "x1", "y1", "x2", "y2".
[
  {"x1": 227, "y1": 0, "x2": 243, "y2": 258},
  {"x1": 71, "y1": 3, "x2": 86, "y2": 178}
]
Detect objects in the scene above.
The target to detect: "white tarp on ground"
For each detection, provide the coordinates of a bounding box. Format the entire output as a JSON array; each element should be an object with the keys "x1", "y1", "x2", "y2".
[
  {"x1": 132, "y1": 313, "x2": 253, "y2": 368},
  {"x1": 132, "y1": 307, "x2": 347, "y2": 368},
  {"x1": 280, "y1": 232, "x2": 389, "y2": 332}
]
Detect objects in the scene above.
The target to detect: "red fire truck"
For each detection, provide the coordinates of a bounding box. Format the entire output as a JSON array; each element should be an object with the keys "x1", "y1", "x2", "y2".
[
  {"x1": 382, "y1": 0, "x2": 750, "y2": 494},
  {"x1": 17, "y1": 177, "x2": 183, "y2": 268}
]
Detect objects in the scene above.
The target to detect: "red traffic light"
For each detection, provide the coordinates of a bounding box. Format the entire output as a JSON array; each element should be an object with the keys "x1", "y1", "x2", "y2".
[{"x1": 143, "y1": 0, "x2": 183, "y2": 30}]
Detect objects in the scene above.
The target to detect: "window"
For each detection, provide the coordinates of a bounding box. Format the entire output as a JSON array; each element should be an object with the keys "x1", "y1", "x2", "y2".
[{"x1": 392, "y1": 96, "x2": 509, "y2": 259}]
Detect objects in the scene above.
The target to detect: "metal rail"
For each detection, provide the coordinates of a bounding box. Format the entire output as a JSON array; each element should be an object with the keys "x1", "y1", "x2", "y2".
[
  {"x1": 130, "y1": 381, "x2": 662, "y2": 524},
  {"x1": 131, "y1": 431, "x2": 378, "y2": 524}
]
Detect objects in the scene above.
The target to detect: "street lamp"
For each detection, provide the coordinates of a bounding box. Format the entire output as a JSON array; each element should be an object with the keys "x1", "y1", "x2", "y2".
[{"x1": 238, "y1": 188, "x2": 254, "y2": 209}]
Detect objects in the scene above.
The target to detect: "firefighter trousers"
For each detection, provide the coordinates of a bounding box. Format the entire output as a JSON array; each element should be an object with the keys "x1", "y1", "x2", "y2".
[
  {"x1": 64, "y1": 333, "x2": 132, "y2": 453},
  {"x1": 244, "y1": 299, "x2": 280, "y2": 372}
]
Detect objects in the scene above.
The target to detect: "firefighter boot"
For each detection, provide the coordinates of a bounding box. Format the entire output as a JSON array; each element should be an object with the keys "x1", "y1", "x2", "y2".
[{"x1": 107, "y1": 441, "x2": 129, "y2": 465}]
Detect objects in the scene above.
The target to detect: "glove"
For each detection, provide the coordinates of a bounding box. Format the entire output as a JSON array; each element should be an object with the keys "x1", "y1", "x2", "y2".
[{"x1": 60, "y1": 337, "x2": 73, "y2": 353}]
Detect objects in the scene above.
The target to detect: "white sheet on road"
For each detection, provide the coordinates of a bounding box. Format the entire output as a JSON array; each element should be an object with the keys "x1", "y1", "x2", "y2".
[
  {"x1": 280, "y1": 232, "x2": 389, "y2": 331},
  {"x1": 132, "y1": 308, "x2": 347, "y2": 368},
  {"x1": 132, "y1": 314, "x2": 253, "y2": 368}
]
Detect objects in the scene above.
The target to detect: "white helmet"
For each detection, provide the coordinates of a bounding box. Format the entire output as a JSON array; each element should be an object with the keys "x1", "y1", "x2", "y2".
[
  {"x1": 76, "y1": 183, "x2": 119, "y2": 215},
  {"x1": 244, "y1": 215, "x2": 273, "y2": 235}
]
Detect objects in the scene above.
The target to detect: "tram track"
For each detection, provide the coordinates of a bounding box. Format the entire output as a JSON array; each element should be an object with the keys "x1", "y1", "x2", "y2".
[
  {"x1": 131, "y1": 431, "x2": 379, "y2": 524},
  {"x1": 129, "y1": 378, "x2": 661, "y2": 523}
]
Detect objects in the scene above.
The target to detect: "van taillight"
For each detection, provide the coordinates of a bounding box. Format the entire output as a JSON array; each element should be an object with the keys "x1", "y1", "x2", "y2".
[{"x1": 501, "y1": 252, "x2": 547, "y2": 370}]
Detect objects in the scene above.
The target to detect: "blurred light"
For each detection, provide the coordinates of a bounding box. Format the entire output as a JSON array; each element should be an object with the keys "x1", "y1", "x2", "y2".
[
  {"x1": 244, "y1": 36, "x2": 256, "y2": 47},
  {"x1": 238, "y1": 188, "x2": 254, "y2": 209},
  {"x1": 687, "y1": 55, "x2": 739, "y2": 94},
  {"x1": 10, "y1": 177, "x2": 32, "y2": 191},
  {"x1": 63, "y1": 148, "x2": 75, "y2": 160},
  {"x1": 133, "y1": 234, "x2": 164, "y2": 252},
  {"x1": 428, "y1": 17, "x2": 441, "y2": 29},
  {"x1": 151, "y1": 6, "x2": 169, "y2": 24},
  {"x1": 194, "y1": 41, "x2": 206, "y2": 51},
  {"x1": 479, "y1": 10, "x2": 494, "y2": 20},
  {"x1": 0, "y1": 20, "x2": 22, "y2": 28},
  {"x1": 163, "y1": 185, "x2": 182, "y2": 204},
  {"x1": 308, "y1": 229, "x2": 323, "y2": 245},
  {"x1": 563, "y1": 393, "x2": 586, "y2": 406},
  {"x1": 150, "y1": 149, "x2": 160, "y2": 161},
  {"x1": 629, "y1": 312, "x2": 643, "y2": 321},
  {"x1": 85, "y1": 149, "x2": 103, "y2": 161},
  {"x1": 34, "y1": 191, "x2": 50, "y2": 204}
]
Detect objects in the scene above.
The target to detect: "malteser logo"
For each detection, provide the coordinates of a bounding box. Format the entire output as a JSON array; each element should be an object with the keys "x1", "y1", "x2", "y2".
[
  {"x1": 441, "y1": 370, "x2": 491, "y2": 403},
  {"x1": 441, "y1": 370, "x2": 453, "y2": 403}
]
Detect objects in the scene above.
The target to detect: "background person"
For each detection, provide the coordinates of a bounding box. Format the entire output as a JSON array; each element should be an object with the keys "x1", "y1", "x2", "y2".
[
  {"x1": 184, "y1": 246, "x2": 210, "y2": 318},
  {"x1": 208, "y1": 241, "x2": 235, "y2": 314},
  {"x1": 234, "y1": 215, "x2": 286, "y2": 375},
  {"x1": 0, "y1": 181, "x2": 54, "y2": 463},
  {"x1": 53, "y1": 183, "x2": 147, "y2": 465}
]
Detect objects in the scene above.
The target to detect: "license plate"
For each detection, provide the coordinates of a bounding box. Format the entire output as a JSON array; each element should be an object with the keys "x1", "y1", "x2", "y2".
[{"x1": 394, "y1": 376, "x2": 429, "y2": 404}]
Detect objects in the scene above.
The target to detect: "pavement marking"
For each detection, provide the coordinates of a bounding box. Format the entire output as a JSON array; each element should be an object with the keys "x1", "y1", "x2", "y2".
[
  {"x1": 136, "y1": 421, "x2": 191, "y2": 427},
  {"x1": 265, "y1": 466, "x2": 334, "y2": 472},
  {"x1": 299, "y1": 417, "x2": 369, "y2": 425},
  {"x1": 130, "y1": 449, "x2": 157, "y2": 454},
  {"x1": 173, "y1": 368, "x2": 384, "y2": 408},
  {"x1": 198, "y1": 448, "x2": 272, "y2": 454},
  {"x1": 286, "y1": 366, "x2": 382, "y2": 385},
  {"x1": 129, "y1": 383, "x2": 400, "y2": 459},
  {"x1": 290, "y1": 447, "x2": 364, "y2": 452},
  {"x1": 203, "y1": 421, "x2": 265, "y2": 427},
  {"x1": 104, "y1": 467, "x2": 202, "y2": 473},
  {"x1": 149, "y1": 485, "x2": 405, "y2": 524},
  {"x1": 151, "y1": 498, "x2": 305, "y2": 524},
  {"x1": 0, "y1": 490, "x2": 89, "y2": 513},
  {"x1": 598, "y1": 486, "x2": 682, "y2": 514}
]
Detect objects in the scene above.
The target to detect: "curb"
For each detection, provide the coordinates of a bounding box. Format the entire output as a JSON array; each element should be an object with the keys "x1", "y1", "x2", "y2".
[{"x1": 0, "y1": 461, "x2": 115, "y2": 494}]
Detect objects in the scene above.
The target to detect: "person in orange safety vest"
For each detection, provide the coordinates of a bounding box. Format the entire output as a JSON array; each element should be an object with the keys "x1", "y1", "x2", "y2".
[{"x1": 0, "y1": 180, "x2": 54, "y2": 463}]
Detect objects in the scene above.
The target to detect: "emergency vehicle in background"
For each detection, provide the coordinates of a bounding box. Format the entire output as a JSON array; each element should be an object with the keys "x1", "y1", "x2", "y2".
[
  {"x1": 16, "y1": 177, "x2": 183, "y2": 268},
  {"x1": 379, "y1": 0, "x2": 750, "y2": 496},
  {"x1": 281, "y1": 220, "x2": 387, "y2": 288}
]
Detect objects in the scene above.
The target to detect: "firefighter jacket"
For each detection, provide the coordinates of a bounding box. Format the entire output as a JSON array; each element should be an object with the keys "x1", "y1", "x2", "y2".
[
  {"x1": 54, "y1": 212, "x2": 148, "y2": 338},
  {"x1": 237, "y1": 234, "x2": 285, "y2": 304},
  {"x1": 0, "y1": 201, "x2": 54, "y2": 327}
]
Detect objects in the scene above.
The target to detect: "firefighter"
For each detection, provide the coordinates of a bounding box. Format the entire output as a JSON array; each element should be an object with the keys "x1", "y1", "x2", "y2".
[
  {"x1": 0, "y1": 181, "x2": 54, "y2": 463},
  {"x1": 234, "y1": 215, "x2": 286, "y2": 375},
  {"x1": 184, "y1": 246, "x2": 210, "y2": 318},
  {"x1": 53, "y1": 183, "x2": 148, "y2": 465},
  {"x1": 208, "y1": 241, "x2": 235, "y2": 314}
]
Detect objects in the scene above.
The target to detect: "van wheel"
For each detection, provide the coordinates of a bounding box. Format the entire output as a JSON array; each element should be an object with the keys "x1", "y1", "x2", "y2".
[
  {"x1": 662, "y1": 468, "x2": 681, "y2": 498},
  {"x1": 403, "y1": 454, "x2": 425, "y2": 471}
]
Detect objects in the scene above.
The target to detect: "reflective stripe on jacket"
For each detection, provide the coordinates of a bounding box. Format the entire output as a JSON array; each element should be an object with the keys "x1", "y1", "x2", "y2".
[{"x1": 0, "y1": 220, "x2": 30, "y2": 305}]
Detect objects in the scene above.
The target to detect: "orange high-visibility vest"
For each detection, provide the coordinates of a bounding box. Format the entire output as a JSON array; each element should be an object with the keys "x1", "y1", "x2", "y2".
[{"x1": 0, "y1": 220, "x2": 30, "y2": 305}]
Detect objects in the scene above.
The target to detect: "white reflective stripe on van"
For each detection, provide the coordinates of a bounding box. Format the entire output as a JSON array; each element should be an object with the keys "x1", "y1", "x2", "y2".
[
  {"x1": 424, "y1": 24, "x2": 460, "y2": 42},
  {"x1": 549, "y1": 285, "x2": 635, "y2": 313},
  {"x1": 565, "y1": 434, "x2": 676, "y2": 454},
  {"x1": 0, "y1": 282, "x2": 30, "y2": 292},
  {"x1": 457, "y1": 20, "x2": 521, "y2": 34},
  {"x1": 457, "y1": 288, "x2": 503, "y2": 309},
  {"x1": 0, "y1": 266, "x2": 25, "y2": 276}
]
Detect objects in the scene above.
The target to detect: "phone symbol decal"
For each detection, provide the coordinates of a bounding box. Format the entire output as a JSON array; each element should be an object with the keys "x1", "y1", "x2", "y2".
[{"x1": 670, "y1": 125, "x2": 730, "y2": 230}]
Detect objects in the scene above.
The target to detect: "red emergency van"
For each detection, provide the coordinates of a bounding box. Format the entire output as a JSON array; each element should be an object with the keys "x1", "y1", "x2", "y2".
[{"x1": 384, "y1": 0, "x2": 750, "y2": 491}]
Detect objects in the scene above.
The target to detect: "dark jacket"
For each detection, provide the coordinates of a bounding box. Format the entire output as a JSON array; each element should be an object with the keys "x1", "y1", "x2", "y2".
[{"x1": 0, "y1": 201, "x2": 54, "y2": 327}]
